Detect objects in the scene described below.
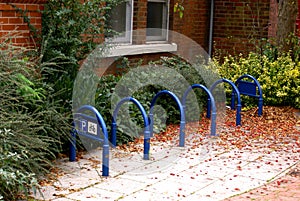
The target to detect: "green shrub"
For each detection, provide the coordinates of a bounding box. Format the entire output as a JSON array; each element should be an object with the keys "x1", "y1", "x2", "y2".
[
  {"x1": 215, "y1": 52, "x2": 300, "y2": 109},
  {"x1": 0, "y1": 129, "x2": 41, "y2": 200},
  {"x1": 95, "y1": 74, "x2": 170, "y2": 145},
  {"x1": 40, "y1": 0, "x2": 120, "y2": 112},
  {"x1": 95, "y1": 74, "x2": 133, "y2": 145},
  {"x1": 94, "y1": 56, "x2": 209, "y2": 145},
  {"x1": 160, "y1": 56, "x2": 207, "y2": 119},
  {"x1": 0, "y1": 41, "x2": 71, "y2": 200}
]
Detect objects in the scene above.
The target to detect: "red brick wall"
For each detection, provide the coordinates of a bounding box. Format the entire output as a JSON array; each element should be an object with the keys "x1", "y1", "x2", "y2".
[
  {"x1": 0, "y1": 0, "x2": 46, "y2": 47},
  {"x1": 133, "y1": 0, "x2": 147, "y2": 44},
  {"x1": 170, "y1": 0, "x2": 210, "y2": 51},
  {"x1": 268, "y1": 0, "x2": 278, "y2": 38},
  {"x1": 131, "y1": 0, "x2": 209, "y2": 49},
  {"x1": 213, "y1": 0, "x2": 271, "y2": 55},
  {"x1": 0, "y1": 0, "x2": 298, "y2": 55},
  {"x1": 119, "y1": 0, "x2": 210, "y2": 69}
]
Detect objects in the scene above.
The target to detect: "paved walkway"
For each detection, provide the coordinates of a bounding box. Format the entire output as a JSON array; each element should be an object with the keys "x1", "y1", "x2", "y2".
[
  {"x1": 225, "y1": 161, "x2": 300, "y2": 201},
  {"x1": 32, "y1": 133, "x2": 300, "y2": 201}
]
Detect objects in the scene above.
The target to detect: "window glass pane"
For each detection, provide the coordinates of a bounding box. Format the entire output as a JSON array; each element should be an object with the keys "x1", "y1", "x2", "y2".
[
  {"x1": 147, "y1": 2, "x2": 164, "y2": 36},
  {"x1": 110, "y1": 2, "x2": 127, "y2": 37},
  {"x1": 146, "y1": 0, "x2": 168, "y2": 41},
  {"x1": 107, "y1": 1, "x2": 132, "y2": 43}
]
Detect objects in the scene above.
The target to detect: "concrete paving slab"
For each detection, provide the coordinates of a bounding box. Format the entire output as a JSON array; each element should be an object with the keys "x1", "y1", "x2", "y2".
[
  {"x1": 190, "y1": 175, "x2": 265, "y2": 200},
  {"x1": 143, "y1": 177, "x2": 200, "y2": 198},
  {"x1": 31, "y1": 138, "x2": 300, "y2": 201},
  {"x1": 119, "y1": 189, "x2": 178, "y2": 201},
  {"x1": 33, "y1": 185, "x2": 63, "y2": 201},
  {"x1": 52, "y1": 198, "x2": 74, "y2": 201},
  {"x1": 93, "y1": 177, "x2": 148, "y2": 195},
  {"x1": 118, "y1": 170, "x2": 170, "y2": 184},
  {"x1": 56, "y1": 159, "x2": 96, "y2": 175},
  {"x1": 65, "y1": 186, "x2": 123, "y2": 201},
  {"x1": 183, "y1": 161, "x2": 235, "y2": 180},
  {"x1": 160, "y1": 173, "x2": 216, "y2": 191}
]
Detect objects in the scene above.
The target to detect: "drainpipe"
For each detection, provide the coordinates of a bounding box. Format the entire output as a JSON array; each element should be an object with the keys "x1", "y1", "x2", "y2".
[{"x1": 208, "y1": 0, "x2": 215, "y2": 57}]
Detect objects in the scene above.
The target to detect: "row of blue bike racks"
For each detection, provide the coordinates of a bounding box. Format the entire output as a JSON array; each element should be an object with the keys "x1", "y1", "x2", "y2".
[
  {"x1": 69, "y1": 74, "x2": 263, "y2": 176},
  {"x1": 207, "y1": 74, "x2": 263, "y2": 126}
]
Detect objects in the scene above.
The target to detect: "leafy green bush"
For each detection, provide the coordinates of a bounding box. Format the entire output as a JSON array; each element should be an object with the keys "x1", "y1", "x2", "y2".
[
  {"x1": 160, "y1": 56, "x2": 207, "y2": 119},
  {"x1": 0, "y1": 42, "x2": 71, "y2": 200},
  {"x1": 94, "y1": 56, "x2": 208, "y2": 145},
  {"x1": 40, "y1": 0, "x2": 119, "y2": 112},
  {"x1": 0, "y1": 129, "x2": 41, "y2": 200},
  {"x1": 95, "y1": 74, "x2": 171, "y2": 145},
  {"x1": 215, "y1": 52, "x2": 300, "y2": 109}
]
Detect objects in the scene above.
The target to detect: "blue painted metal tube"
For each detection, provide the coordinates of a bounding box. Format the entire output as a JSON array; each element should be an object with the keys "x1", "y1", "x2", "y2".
[
  {"x1": 230, "y1": 91, "x2": 236, "y2": 110},
  {"x1": 210, "y1": 78, "x2": 242, "y2": 126},
  {"x1": 235, "y1": 74, "x2": 263, "y2": 117},
  {"x1": 102, "y1": 144, "x2": 109, "y2": 176},
  {"x1": 206, "y1": 97, "x2": 211, "y2": 118},
  {"x1": 112, "y1": 97, "x2": 150, "y2": 160},
  {"x1": 148, "y1": 112, "x2": 154, "y2": 138},
  {"x1": 179, "y1": 121, "x2": 185, "y2": 147},
  {"x1": 258, "y1": 98, "x2": 263, "y2": 116},
  {"x1": 236, "y1": 103, "x2": 242, "y2": 126},
  {"x1": 75, "y1": 105, "x2": 110, "y2": 176},
  {"x1": 210, "y1": 109, "x2": 217, "y2": 136},
  {"x1": 111, "y1": 122, "x2": 117, "y2": 147},
  {"x1": 144, "y1": 135, "x2": 150, "y2": 160},
  {"x1": 182, "y1": 84, "x2": 217, "y2": 136},
  {"x1": 150, "y1": 90, "x2": 185, "y2": 147},
  {"x1": 69, "y1": 125, "x2": 76, "y2": 162}
]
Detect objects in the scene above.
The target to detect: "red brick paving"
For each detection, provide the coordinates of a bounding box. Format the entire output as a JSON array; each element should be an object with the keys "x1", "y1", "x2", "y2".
[{"x1": 224, "y1": 162, "x2": 300, "y2": 201}]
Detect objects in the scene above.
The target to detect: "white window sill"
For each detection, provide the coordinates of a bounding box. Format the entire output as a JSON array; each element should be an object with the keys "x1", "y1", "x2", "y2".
[{"x1": 106, "y1": 43, "x2": 177, "y2": 57}]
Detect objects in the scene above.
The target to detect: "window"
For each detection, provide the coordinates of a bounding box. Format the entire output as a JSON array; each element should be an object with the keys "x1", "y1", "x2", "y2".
[
  {"x1": 106, "y1": 0, "x2": 176, "y2": 57},
  {"x1": 108, "y1": 0, "x2": 133, "y2": 43},
  {"x1": 146, "y1": 0, "x2": 169, "y2": 42}
]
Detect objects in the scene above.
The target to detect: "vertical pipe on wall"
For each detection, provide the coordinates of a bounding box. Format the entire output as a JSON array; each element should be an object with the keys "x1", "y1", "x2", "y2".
[
  {"x1": 297, "y1": 0, "x2": 300, "y2": 36},
  {"x1": 208, "y1": 0, "x2": 215, "y2": 57}
]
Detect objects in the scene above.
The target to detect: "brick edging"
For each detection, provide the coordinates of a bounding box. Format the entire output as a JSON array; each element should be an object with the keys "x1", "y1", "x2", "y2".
[{"x1": 0, "y1": 0, "x2": 47, "y2": 4}]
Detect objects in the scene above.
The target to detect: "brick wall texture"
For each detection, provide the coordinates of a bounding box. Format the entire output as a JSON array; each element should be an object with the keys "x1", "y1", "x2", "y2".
[
  {"x1": 0, "y1": 0, "x2": 45, "y2": 47},
  {"x1": 0, "y1": 0, "x2": 299, "y2": 55},
  {"x1": 213, "y1": 0, "x2": 271, "y2": 55}
]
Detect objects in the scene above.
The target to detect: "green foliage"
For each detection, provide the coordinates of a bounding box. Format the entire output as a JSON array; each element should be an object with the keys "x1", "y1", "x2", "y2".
[
  {"x1": 0, "y1": 41, "x2": 71, "y2": 200},
  {"x1": 40, "y1": 0, "x2": 120, "y2": 112},
  {"x1": 94, "y1": 56, "x2": 208, "y2": 145},
  {"x1": 95, "y1": 74, "x2": 169, "y2": 145},
  {"x1": 256, "y1": 34, "x2": 300, "y2": 63},
  {"x1": 174, "y1": 1, "x2": 184, "y2": 18},
  {"x1": 215, "y1": 52, "x2": 300, "y2": 109},
  {"x1": 160, "y1": 56, "x2": 207, "y2": 120},
  {"x1": 95, "y1": 74, "x2": 138, "y2": 145},
  {"x1": 0, "y1": 130, "x2": 41, "y2": 200}
]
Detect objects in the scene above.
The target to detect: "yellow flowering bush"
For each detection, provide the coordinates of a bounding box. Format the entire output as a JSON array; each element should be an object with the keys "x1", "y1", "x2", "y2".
[{"x1": 215, "y1": 52, "x2": 300, "y2": 108}]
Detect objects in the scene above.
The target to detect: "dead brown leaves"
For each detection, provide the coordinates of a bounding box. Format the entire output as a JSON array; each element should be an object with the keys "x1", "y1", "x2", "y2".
[
  {"x1": 117, "y1": 106, "x2": 300, "y2": 153},
  {"x1": 218, "y1": 106, "x2": 300, "y2": 152}
]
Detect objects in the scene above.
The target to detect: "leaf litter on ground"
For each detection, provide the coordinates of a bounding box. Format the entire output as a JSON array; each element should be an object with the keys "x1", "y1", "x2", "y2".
[
  {"x1": 117, "y1": 106, "x2": 300, "y2": 154},
  {"x1": 40, "y1": 106, "x2": 300, "y2": 191}
]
